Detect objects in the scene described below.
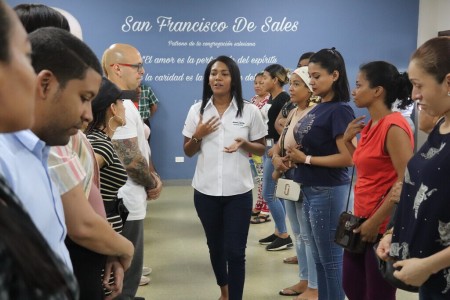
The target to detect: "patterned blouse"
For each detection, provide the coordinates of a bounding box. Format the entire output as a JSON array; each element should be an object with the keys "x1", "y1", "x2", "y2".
[
  {"x1": 391, "y1": 118, "x2": 450, "y2": 295},
  {"x1": 250, "y1": 94, "x2": 270, "y2": 110}
]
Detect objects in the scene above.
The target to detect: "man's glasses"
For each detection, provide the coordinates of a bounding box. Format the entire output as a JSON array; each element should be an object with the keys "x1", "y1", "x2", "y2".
[{"x1": 110, "y1": 63, "x2": 144, "y2": 72}]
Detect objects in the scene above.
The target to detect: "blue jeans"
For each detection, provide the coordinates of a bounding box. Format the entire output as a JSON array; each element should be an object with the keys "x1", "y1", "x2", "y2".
[
  {"x1": 194, "y1": 190, "x2": 252, "y2": 300},
  {"x1": 285, "y1": 197, "x2": 318, "y2": 288},
  {"x1": 302, "y1": 184, "x2": 349, "y2": 300},
  {"x1": 262, "y1": 146, "x2": 287, "y2": 234}
]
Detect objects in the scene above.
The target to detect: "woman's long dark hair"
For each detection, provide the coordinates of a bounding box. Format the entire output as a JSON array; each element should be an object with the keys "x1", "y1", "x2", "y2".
[
  {"x1": 200, "y1": 55, "x2": 244, "y2": 117},
  {"x1": 309, "y1": 47, "x2": 350, "y2": 102},
  {"x1": 0, "y1": 0, "x2": 11, "y2": 62},
  {"x1": 84, "y1": 109, "x2": 108, "y2": 135},
  {"x1": 359, "y1": 61, "x2": 412, "y2": 110},
  {"x1": 0, "y1": 2, "x2": 73, "y2": 297},
  {"x1": 0, "y1": 181, "x2": 73, "y2": 297}
]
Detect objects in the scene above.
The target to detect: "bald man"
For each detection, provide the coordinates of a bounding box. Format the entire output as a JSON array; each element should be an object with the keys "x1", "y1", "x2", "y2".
[{"x1": 103, "y1": 44, "x2": 162, "y2": 300}]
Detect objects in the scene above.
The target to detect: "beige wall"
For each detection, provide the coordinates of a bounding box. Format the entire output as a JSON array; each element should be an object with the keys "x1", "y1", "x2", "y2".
[
  {"x1": 418, "y1": 0, "x2": 450, "y2": 44},
  {"x1": 415, "y1": 0, "x2": 450, "y2": 148}
]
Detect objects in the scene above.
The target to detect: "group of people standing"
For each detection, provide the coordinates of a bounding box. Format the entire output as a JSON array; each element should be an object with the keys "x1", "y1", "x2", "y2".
[
  {"x1": 181, "y1": 32, "x2": 450, "y2": 300},
  {"x1": 0, "y1": 1, "x2": 162, "y2": 300},
  {"x1": 0, "y1": 0, "x2": 449, "y2": 299}
]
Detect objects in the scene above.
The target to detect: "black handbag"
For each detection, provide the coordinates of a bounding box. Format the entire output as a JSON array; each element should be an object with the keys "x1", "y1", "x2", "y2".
[
  {"x1": 375, "y1": 253, "x2": 419, "y2": 293},
  {"x1": 116, "y1": 198, "x2": 129, "y2": 223},
  {"x1": 335, "y1": 212, "x2": 367, "y2": 253},
  {"x1": 334, "y1": 169, "x2": 389, "y2": 254},
  {"x1": 104, "y1": 198, "x2": 129, "y2": 224},
  {"x1": 334, "y1": 168, "x2": 367, "y2": 253}
]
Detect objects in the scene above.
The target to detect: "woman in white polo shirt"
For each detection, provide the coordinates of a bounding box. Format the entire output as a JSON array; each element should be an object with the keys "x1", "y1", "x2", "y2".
[{"x1": 183, "y1": 55, "x2": 266, "y2": 300}]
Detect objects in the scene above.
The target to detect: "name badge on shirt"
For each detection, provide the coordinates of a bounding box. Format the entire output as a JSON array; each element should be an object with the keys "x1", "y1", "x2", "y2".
[{"x1": 232, "y1": 120, "x2": 246, "y2": 127}]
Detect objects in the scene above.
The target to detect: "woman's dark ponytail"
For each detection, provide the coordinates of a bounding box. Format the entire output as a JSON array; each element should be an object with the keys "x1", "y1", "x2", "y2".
[
  {"x1": 394, "y1": 72, "x2": 413, "y2": 110},
  {"x1": 359, "y1": 61, "x2": 413, "y2": 109}
]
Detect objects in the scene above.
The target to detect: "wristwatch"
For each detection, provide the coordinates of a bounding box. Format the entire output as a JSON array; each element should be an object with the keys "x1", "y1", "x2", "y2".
[
  {"x1": 191, "y1": 136, "x2": 202, "y2": 144},
  {"x1": 305, "y1": 155, "x2": 312, "y2": 165}
]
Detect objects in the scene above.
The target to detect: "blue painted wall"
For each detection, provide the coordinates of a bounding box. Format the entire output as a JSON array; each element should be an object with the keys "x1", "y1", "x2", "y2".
[{"x1": 8, "y1": 0, "x2": 419, "y2": 180}]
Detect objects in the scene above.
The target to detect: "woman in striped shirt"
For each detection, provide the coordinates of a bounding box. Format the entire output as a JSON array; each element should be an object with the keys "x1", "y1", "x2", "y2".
[{"x1": 85, "y1": 77, "x2": 128, "y2": 232}]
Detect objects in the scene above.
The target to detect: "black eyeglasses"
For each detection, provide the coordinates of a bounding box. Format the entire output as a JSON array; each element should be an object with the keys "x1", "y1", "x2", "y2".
[{"x1": 110, "y1": 63, "x2": 144, "y2": 72}]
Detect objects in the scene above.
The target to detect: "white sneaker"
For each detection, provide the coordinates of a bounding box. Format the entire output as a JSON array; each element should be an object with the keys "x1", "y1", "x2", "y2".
[
  {"x1": 142, "y1": 266, "x2": 152, "y2": 276},
  {"x1": 139, "y1": 276, "x2": 151, "y2": 286}
]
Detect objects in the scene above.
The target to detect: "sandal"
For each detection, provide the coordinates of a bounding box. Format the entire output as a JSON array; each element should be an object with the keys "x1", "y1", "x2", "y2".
[
  {"x1": 283, "y1": 256, "x2": 299, "y2": 264},
  {"x1": 251, "y1": 210, "x2": 261, "y2": 217},
  {"x1": 279, "y1": 287, "x2": 301, "y2": 296},
  {"x1": 250, "y1": 215, "x2": 271, "y2": 224}
]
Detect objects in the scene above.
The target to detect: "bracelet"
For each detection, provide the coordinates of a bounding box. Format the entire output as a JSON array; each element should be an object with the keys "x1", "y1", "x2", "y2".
[
  {"x1": 383, "y1": 228, "x2": 394, "y2": 238},
  {"x1": 305, "y1": 155, "x2": 312, "y2": 165},
  {"x1": 191, "y1": 136, "x2": 202, "y2": 143}
]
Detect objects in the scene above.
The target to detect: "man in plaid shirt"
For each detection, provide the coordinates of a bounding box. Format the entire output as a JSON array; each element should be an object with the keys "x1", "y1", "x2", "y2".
[
  {"x1": 133, "y1": 84, "x2": 159, "y2": 142},
  {"x1": 137, "y1": 84, "x2": 159, "y2": 121}
]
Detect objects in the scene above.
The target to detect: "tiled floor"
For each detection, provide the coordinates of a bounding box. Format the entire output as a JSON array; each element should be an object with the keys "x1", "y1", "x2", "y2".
[{"x1": 136, "y1": 184, "x2": 418, "y2": 300}]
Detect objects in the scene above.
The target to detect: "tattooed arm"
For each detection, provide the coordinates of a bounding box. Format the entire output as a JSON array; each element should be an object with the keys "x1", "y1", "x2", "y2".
[
  {"x1": 148, "y1": 156, "x2": 157, "y2": 173},
  {"x1": 112, "y1": 137, "x2": 156, "y2": 189}
]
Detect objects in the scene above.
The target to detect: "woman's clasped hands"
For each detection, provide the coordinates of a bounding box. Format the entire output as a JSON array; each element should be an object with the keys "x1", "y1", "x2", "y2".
[
  {"x1": 376, "y1": 233, "x2": 433, "y2": 286},
  {"x1": 285, "y1": 144, "x2": 306, "y2": 164}
]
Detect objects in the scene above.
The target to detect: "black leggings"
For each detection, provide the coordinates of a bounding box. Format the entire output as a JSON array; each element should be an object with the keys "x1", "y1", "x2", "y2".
[{"x1": 66, "y1": 238, "x2": 106, "y2": 300}]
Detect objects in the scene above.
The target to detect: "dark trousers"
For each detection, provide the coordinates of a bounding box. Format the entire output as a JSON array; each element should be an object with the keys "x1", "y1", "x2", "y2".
[
  {"x1": 194, "y1": 190, "x2": 252, "y2": 300},
  {"x1": 115, "y1": 220, "x2": 144, "y2": 300},
  {"x1": 66, "y1": 238, "x2": 106, "y2": 300},
  {"x1": 343, "y1": 244, "x2": 396, "y2": 300}
]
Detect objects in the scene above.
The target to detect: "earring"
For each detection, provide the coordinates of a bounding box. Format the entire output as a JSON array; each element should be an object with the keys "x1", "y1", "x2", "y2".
[
  {"x1": 108, "y1": 115, "x2": 124, "y2": 132},
  {"x1": 116, "y1": 115, "x2": 125, "y2": 126},
  {"x1": 108, "y1": 117, "x2": 117, "y2": 132},
  {"x1": 448, "y1": 91, "x2": 450, "y2": 97}
]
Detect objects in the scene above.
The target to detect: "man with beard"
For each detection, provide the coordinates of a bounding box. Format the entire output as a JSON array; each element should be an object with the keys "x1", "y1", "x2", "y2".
[{"x1": 0, "y1": 27, "x2": 103, "y2": 271}]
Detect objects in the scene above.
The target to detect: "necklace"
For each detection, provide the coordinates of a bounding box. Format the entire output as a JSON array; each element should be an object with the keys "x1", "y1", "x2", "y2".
[
  {"x1": 213, "y1": 97, "x2": 231, "y2": 118},
  {"x1": 215, "y1": 104, "x2": 229, "y2": 118}
]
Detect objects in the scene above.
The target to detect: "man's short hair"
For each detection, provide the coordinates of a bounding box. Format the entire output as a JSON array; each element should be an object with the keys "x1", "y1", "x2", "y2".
[
  {"x1": 29, "y1": 27, "x2": 102, "y2": 87},
  {"x1": 0, "y1": 0, "x2": 11, "y2": 62},
  {"x1": 14, "y1": 4, "x2": 70, "y2": 34}
]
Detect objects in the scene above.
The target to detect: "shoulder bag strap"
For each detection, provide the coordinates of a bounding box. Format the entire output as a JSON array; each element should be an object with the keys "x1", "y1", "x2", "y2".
[
  {"x1": 345, "y1": 167, "x2": 355, "y2": 212},
  {"x1": 367, "y1": 187, "x2": 392, "y2": 218},
  {"x1": 280, "y1": 109, "x2": 296, "y2": 157},
  {"x1": 344, "y1": 168, "x2": 391, "y2": 217}
]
